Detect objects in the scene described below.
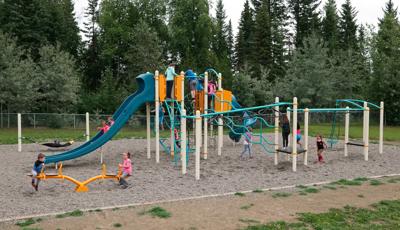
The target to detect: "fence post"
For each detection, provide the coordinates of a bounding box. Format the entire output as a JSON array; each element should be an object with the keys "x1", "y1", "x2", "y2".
[
  {"x1": 86, "y1": 112, "x2": 90, "y2": 141},
  {"x1": 33, "y1": 113, "x2": 36, "y2": 129},
  {"x1": 18, "y1": 113, "x2": 22, "y2": 152}
]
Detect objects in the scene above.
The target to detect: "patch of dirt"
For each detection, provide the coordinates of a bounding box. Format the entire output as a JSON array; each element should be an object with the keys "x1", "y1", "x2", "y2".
[{"x1": 2, "y1": 180, "x2": 400, "y2": 230}]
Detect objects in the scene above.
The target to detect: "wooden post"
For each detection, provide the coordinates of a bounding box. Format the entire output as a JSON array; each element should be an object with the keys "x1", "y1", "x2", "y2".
[
  {"x1": 363, "y1": 102, "x2": 369, "y2": 161},
  {"x1": 146, "y1": 103, "x2": 151, "y2": 159},
  {"x1": 344, "y1": 106, "x2": 350, "y2": 157},
  {"x1": 379, "y1": 102, "x2": 384, "y2": 154},
  {"x1": 304, "y1": 108, "x2": 309, "y2": 166},
  {"x1": 181, "y1": 109, "x2": 187, "y2": 174},
  {"x1": 292, "y1": 98, "x2": 298, "y2": 172},
  {"x1": 274, "y1": 97, "x2": 279, "y2": 166},
  {"x1": 195, "y1": 110, "x2": 201, "y2": 180},
  {"x1": 203, "y1": 72, "x2": 208, "y2": 159},
  {"x1": 155, "y1": 71, "x2": 160, "y2": 163},
  {"x1": 217, "y1": 73, "x2": 223, "y2": 156}
]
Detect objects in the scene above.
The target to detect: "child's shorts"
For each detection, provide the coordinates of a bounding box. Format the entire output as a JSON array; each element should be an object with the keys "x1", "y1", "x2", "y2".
[{"x1": 296, "y1": 134, "x2": 301, "y2": 141}]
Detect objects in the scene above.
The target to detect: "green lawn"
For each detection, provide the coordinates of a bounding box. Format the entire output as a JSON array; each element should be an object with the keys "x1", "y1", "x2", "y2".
[
  {"x1": 0, "y1": 127, "x2": 171, "y2": 145},
  {"x1": 0, "y1": 124, "x2": 399, "y2": 145},
  {"x1": 244, "y1": 200, "x2": 400, "y2": 230}
]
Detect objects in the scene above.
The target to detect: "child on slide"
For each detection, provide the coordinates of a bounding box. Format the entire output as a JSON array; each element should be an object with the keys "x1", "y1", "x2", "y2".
[
  {"x1": 31, "y1": 153, "x2": 45, "y2": 191},
  {"x1": 118, "y1": 152, "x2": 132, "y2": 189},
  {"x1": 97, "y1": 120, "x2": 110, "y2": 134},
  {"x1": 240, "y1": 128, "x2": 253, "y2": 159},
  {"x1": 315, "y1": 135, "x2": 328, "y2": 163}
]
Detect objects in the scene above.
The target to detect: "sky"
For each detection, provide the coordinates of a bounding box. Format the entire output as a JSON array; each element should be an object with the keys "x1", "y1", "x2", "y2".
[{"x1": 73, "y1": 0, "x2": 398, "y2": 35}]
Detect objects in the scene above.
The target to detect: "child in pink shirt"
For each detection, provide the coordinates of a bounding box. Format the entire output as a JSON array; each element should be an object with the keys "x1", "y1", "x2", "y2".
[
  {"x1": 97, "y1": 120, "x2": 110, "y2": 134},
  {"x1": 118, "y1": 152, "x2": 132, "y2": 189}
]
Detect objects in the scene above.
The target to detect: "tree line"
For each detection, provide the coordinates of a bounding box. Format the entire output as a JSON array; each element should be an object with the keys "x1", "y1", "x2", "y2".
[{"x1": 0, "y1": 0, "x2": 399, "y2": 124}]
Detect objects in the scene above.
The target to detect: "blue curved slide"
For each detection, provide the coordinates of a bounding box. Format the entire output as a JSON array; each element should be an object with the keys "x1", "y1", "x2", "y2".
[{"x1": 45, "y1": 73, "x2": 155, "y2": 164}]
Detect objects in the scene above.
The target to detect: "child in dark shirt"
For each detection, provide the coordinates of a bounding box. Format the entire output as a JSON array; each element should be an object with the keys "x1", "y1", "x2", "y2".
[
  {"x1": 316, "y1": 135, "x2": 327, "y2": 163},
  {"x1": 31, "y1": 153, "x2": 45, "y2": 191}
]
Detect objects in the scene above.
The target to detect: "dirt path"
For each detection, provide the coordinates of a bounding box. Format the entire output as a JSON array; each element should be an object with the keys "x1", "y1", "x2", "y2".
[{"x1": 2, "y1": 179, "x2": 400, "y2": 230}]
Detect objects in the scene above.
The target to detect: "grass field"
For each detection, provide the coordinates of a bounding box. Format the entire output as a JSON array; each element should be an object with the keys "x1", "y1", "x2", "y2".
[
  {"x1": 246, "y1": 200, "x2": 400, "y2": 230},
  {"x1": 0, "y1": 124, "x2": 399, "y2": 145}
]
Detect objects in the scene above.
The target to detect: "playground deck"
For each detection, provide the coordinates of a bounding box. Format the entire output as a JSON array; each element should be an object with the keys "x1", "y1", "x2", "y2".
[{"x1": 1, "y1": 135, "x2": 399, "y2": 221}]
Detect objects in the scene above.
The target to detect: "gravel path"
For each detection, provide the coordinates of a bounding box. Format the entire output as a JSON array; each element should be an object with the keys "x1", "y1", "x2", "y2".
[{"x1": 1, "y1": 135, "x2": 399, "y2": 220}]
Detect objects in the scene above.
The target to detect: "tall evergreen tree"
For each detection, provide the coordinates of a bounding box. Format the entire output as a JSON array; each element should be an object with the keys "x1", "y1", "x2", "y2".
[
  {"x1": 235, "y1": 0, "x2": 255, "y2": 69},
  {"x1": 226, "y1": 20, "x2": 235, "y2": 69},
  {"x1": 81, "y1": 0, "x2": 102, "y2": 91},
  {"x1": 254, "y1": 0, "x2": 272, "y2": 79},
  {"x1": 289, "y1": 0, "x2": 321, "y2": 47},
  {"x1": 169, "y1": 0, "x2": 213, "y2": 70},
  {"x1": 270, "y1": 0, "x2": 289, "y2": 81},
  {"x1": 339, "y1": 0, "x2": 358, "y2": 51},
  {"x1": 212, "y1": 0, "x2": 232, "y2": 86},
  {"x1": 370, "y1": 0, "x2": 400, "y2": 124},
  {"x1": 98, "y1": 0, "x2": 138, "y2": 86},
  {"x1": 322, "y1": 0, "x2": 339, "y2": 54},
  {"x1": 57, "y1": 0, "x2": 81, "y2": 57}
]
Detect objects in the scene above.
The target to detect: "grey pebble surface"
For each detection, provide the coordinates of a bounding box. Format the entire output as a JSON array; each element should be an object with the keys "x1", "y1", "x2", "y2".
[{"x1": 0, "y1": 135, "x2": 399, "y2": 220}]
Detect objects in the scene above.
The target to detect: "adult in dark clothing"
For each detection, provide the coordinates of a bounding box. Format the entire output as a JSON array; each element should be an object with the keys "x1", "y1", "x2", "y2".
[{"x1": 281, "y1": 115, "x2": 290, "y2": 148}]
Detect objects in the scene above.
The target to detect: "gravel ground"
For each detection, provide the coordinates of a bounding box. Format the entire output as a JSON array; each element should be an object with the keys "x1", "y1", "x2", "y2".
[{"x1": 0, "y1": 135, "x2": 399, "y2": 220}]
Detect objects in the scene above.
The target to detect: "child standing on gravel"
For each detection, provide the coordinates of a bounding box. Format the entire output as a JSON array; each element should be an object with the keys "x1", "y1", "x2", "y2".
[
  {"x1": 118, "y1": 152, "x2": 132, "y2": 189},
  {"x1": 315, "y1": 135, "x2": 327, "y2": 163},
  {"x1": 31, "y1": 153, "x2": 45, "y2": 191},
  {"x1": 240, "y1": 128, "x2": 253, "y2": 159}
]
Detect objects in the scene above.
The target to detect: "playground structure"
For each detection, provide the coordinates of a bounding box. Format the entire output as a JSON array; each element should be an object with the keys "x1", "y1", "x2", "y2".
[
  {"x1": 29, "y1": 163, "x2": 122, "y2": 192},
  {"x1": 19, "y1": 69, "x2": 385, "y2": 181}
]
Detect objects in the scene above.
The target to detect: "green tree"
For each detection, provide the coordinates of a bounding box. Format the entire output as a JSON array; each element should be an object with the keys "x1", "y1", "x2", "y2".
[
  {"x1": 322, "y1": 0, "x2": 339, "y2": 54},
  {"x1": 0, "y1": 32, "x2": 38, "y2": 112},
  {"x1": 235, "y1": 0, "x2": 255, "y2": 69},
  {"x1": 169, "y1": 0, "x2": 213, "y2": 70},
  {"x1": 133, "y1": 0, "x2": 168, "y2": 56},
  {"x1": 278, "y1": 35, "x2": 334, "y2": 107},
  {"x1": 125, "y1": 20, "x2": 163, "y2": 82},
  {"x1": 81, "y1": 0, "x2": 103, "y2": 91},
  {"x1": 339, "y1": 0, "x2": 358, "y2": 51},
  {"x1": 254, "y1": 0, "x2": 272, "y2": 79},
  {"x1": 289, "y1": 0, "x2": 321, "y2": 47},
  {"x1": 226, "y1": 20, "x2": 235, "y2": 69},
  {"x1": 98, "y1": 0, "x2": 138, "y2": 86},
  {"x1": 211, "y1": 0, "x2": 232, "y2": 87},
  {"x1": 270, "y1": 0, "x2": 289, "y2": 81},
  {"x1": 0, "y1": 0, "x2": 80, "y2": 59},
  {"x1": 34, "y1": 45, "x2": 80, "y2": 113},
  {"x1": 370, "y1": 0, "x2": 400, "y2": 124}
]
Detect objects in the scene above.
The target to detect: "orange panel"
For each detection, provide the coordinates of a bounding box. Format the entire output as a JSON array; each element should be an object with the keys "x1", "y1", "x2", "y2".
[
  {"x1": 159, "y1": 74, "x2": 166, "y2": 102},
  {"x1": 174, "y1": 75, "x2": 184, "y2": 102},
  {"x1": 195, "y1": 91, "x2": 204, "y2": 113},
  {"x1": 215, "y1": 90, "x2": 232, "y2": 112}
]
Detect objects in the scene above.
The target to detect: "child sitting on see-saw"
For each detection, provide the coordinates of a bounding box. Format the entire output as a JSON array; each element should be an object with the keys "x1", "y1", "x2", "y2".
[
  {"x1": 118, "y1": 152, "x2": 132, "y2": 189},
  {"x1": 240, "y1": 127, "x2": 253, "y2": 159},
  {"x1": 97, "y1": 120, "x2": 110, "y2": 134},
  {"x1": 296, "y1": 123, "x2": 302, "y2": 148},
  {"x1": 31, "y1": 153, "x2": 45, "y2": 191},
  {"x1": 316, "y1": 134, "x2": 328, "y2": 163}
]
